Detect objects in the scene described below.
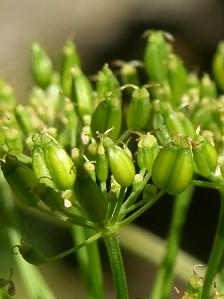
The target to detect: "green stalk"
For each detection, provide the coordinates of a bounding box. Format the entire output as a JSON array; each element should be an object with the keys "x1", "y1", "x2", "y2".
[
  {"x1": 0, "y1": 174, "x2": 56, "y2": 299},
  {"x1": 201, "y1": 190, "x2": 224, "y2": 299},
  {"x1": 104, "y1": 233, "x2": 129, "y2": 299},
  {"x1": 150, "y1": 186, "x2": 194, "y2": 299},
  {"x1": 71, "y1": 226, "x2": 105, "y2": 299}
]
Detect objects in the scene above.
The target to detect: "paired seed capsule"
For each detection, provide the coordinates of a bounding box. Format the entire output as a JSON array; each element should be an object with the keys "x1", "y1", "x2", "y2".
[
  {"x1": 32, "y1": 133, "x2": 76, "y2": 191},
  {"x1": 212, "y1": 41, "x2": 224, "y2": 91},
  {"x1": 103, "y1": 137, "x2": 135, "y2": 187},
  {"x1": 152, "y1": 139, "x2": 193, "y2": 195}
]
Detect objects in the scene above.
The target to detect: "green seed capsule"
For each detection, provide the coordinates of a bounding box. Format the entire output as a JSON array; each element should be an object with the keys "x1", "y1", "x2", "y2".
[
  {"x1": 126, "y1": 87, "x2": 151, "y2": 131},
  {"x1": 34, "y1": 183, "x2": 64, "y2": 212},
  {"x1": 137, "y1": 134, "x2": 159, "y2": 172},
  {"x1": 212, "y1": 41, "x2": 224, "y2": 91},
  {"x1": 167, "y1": 54, "x2": 187, "y2": 106},
  {"x1": 31, "y1": 43, "x2": 53, "y2": 89},
  {"x1": 17, "y1": 242, "x2": 46, "y2": 265},
  {"x1": 1, "y1": 155, "x2": 40, "y2": 206},
  {"x1": 192, "y1": 135, "x2": 218, "y2": 177},
  {"x1": 200, "y1": 73, "x2": 217, "y2": 98},
  {"x1": 91, "y1": 92, "x2": 122, "y2": 141},
  {"x1": 0, "y1": 77, "x2": 16, "y2": 112},
  {"x1": 152, "y1": 140, "x2": 193, "y2": 195},
  {"x1": 120, "y1": 62, "x2": 140, "y2": 86},
  {"x1": 71, "y1": 66, "x2": 93, "y2": 118},
  {"x1": 144, "y1": 31, "x2": 170, "y2": 82},
  {"x1": 103, "y1": 137, "x2": 135, "y2": 187},
  {"x1": 60, "y1": 39, "x2": 81, "y2": 97},
  {"x1": 32, "y1": 133, "x2": 76, "y2": 191},
  {"x1": 96, "y1": 143, "x2": 108, "y2": 182},
  {"x1": 96, "y1": 64, "x2": 121, "y2": 103},
  {"x1": 73, "y1": 165, "x2": 108, "y2": 223}
]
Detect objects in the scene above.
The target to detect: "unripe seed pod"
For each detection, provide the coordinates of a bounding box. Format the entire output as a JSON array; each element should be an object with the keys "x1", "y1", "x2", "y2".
[
  {"x1": 120, "y1": 62, "x2": 140, "y2": 86},
  {"x1": 96, "y1": 64, "x2": 121, "y2": 103},
  {"x1": 212, "y1": 41, "x2": 224, "y2": 91},
  {"x1": 32, "y1": 133, "x2": 76, "y2": 191},
  {"x1": 96, "y1": 143, "x2": 108, "y2": 182},
  {"x1": 143, "y1": 184, "x2": 158, "y2": 201},
  {"x1": 1, "y1": 155, "x2": 40, "y2": 206},
  {"x1": 60, "y1": 39, "x2": 81, "y2": 97},
  {"x1": 192, "y1": 135, "x2": 218, "y2": 177},
  {"x1": 152, "y1": 140, "x2": 193, "y2": 195},
  {"x1": 177, "y1": 112, "x2": 195, "y2": 138},
  {"x1": 71, "y1": 66, "x2": 93, "y2": 118},
  {"x1": 31, "y1": 43, "x2": 53, "y2": 89},
  {"x1": 144, "y1": 31, "x2": 170, "y2": 82},
  {"x1": 126, "y1": 87, "x2": 151, "y2": 131},
  {"x1": 91, "y1": 93, "x2": 122, "y2": 141},
  {"x1": 34, "y1": 183, "x2": 64, "y2": 212},
  {"x1": 103, "y1": 137, "x2": 135, "y2": 187},
  {"x1": 73, "y1": 165, "x2": 108, "y2": 223},
  {"x1": 200, "y1": 73, "x2": 217, "y2": 98},
  {"x1": 137, "y1": 133, "x2": 159, "y2": 172},
  {"x1": 0, "y1": 77, "x2": 16, "y2": 112},
  {"x1": 17, "y1": 242, "x2": 46, "y2": 265},
  {"x1": 167, "y1": 54, "x2": 187, "y2": 106}
]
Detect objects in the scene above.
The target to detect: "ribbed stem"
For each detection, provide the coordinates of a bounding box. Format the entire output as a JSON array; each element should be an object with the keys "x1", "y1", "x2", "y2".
[
  {"x1": 104, "y1": 233, "x2": 129, "y2": 299},
  {"x1": 201, "y1": 191, "x2": 224, "y2": 299},
  {"x1": 150, "y1": 186, "x2": 194, "y2": 299}
]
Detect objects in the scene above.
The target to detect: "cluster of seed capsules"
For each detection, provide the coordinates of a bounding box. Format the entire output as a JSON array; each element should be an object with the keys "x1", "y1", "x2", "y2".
[{"x1": 0, "y1": 31, "x2": 224, "y2": 263}]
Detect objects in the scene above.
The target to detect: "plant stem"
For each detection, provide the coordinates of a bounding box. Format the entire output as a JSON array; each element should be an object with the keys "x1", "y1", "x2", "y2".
[
  {"x1": 111, "y1": 187, "x2": 126, "y2": 223},
  {"x1": 0, "y1": 174, "x2": 56, "y2": 299},
  {"x1": 72, "y1": 226, "x2": 105, "y2": 299},
  {"x1": 104, "y1": 233, "x2": 129, "y2": 299},
  {"x1": 192, "y1": 180, "x2": 219, "y2": 189},
  {"x1": 150, "y1": 186, "x2": 194, "y2": 299},
  {"x1": 201, "y1": 190, "x2": 224, "y2": 299},
  {"x1": 116, "y1": 130, "x2": 131, "y2": 144}
]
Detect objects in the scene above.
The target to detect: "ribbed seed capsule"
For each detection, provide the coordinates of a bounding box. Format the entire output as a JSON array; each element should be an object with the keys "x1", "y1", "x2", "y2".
[
  {"x1": 192, "y1": 135, "x2": 218, "y2": 177},
  {"x1": 103, "y1": 137, "x2": 135, "y2": 187},
  {"x1": 96, "y1": 64, "x2": 121, "y2": 103},
  {"x1": 126, "y1": 87, "x2": 151, "y2": 131},
  {"x1": 144, "y1": 31, "x2": 170, "y2": 82},
  {"x1": 73, "y1": 165, "x2": 108, "y2": 223},
  {"x1": 212, "y1": 41, "x2": 224, "y2": 91},
  {"x1": 32, "y1": 133, "x2": 76, "y2": 190},
  {"x1": 31, "y1": 43, "x2": 53, "y2": 89},
  {"x1": 71, "y1": 66, "x2": 93, "y2": 118},
  {"x1": 60, "y1": 39, "x2": 81, "y2": 97},
  {"x1": 167, "y1": 54, "x2": 187, "y2": 106},
  {"x1": 91, "y1": 93, "x2": 122, "y2": 141},
  {"x1": 152, "y1": 139, "x2": 193, "y2": 195},
  {"x1": 17, "y1": 242, "x2": 46, "y2": 265},
  {"x1": 96, "y1": 143, "x2": 108, "y2": 182},
  {"x1": 137, "y1": 134, "x2": 159, "y2": 172},
  {"x1": 1, "y1": 155, "x2": 40, "y2": 206}
]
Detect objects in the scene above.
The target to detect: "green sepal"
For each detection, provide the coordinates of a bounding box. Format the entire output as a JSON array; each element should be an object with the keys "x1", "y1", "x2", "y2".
[
  {"x1": 103, "y1": 137, "x2": 135, "y2": 187},
  {"x1": 126, "y1": 87, "x2": 151, "y2": 130},
  {"x1": 91, "y1": 93, "x2": 122, "y2": 141},
  {"x1": 31, "y1": 43, "x2": 53, "y2": 89}
]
